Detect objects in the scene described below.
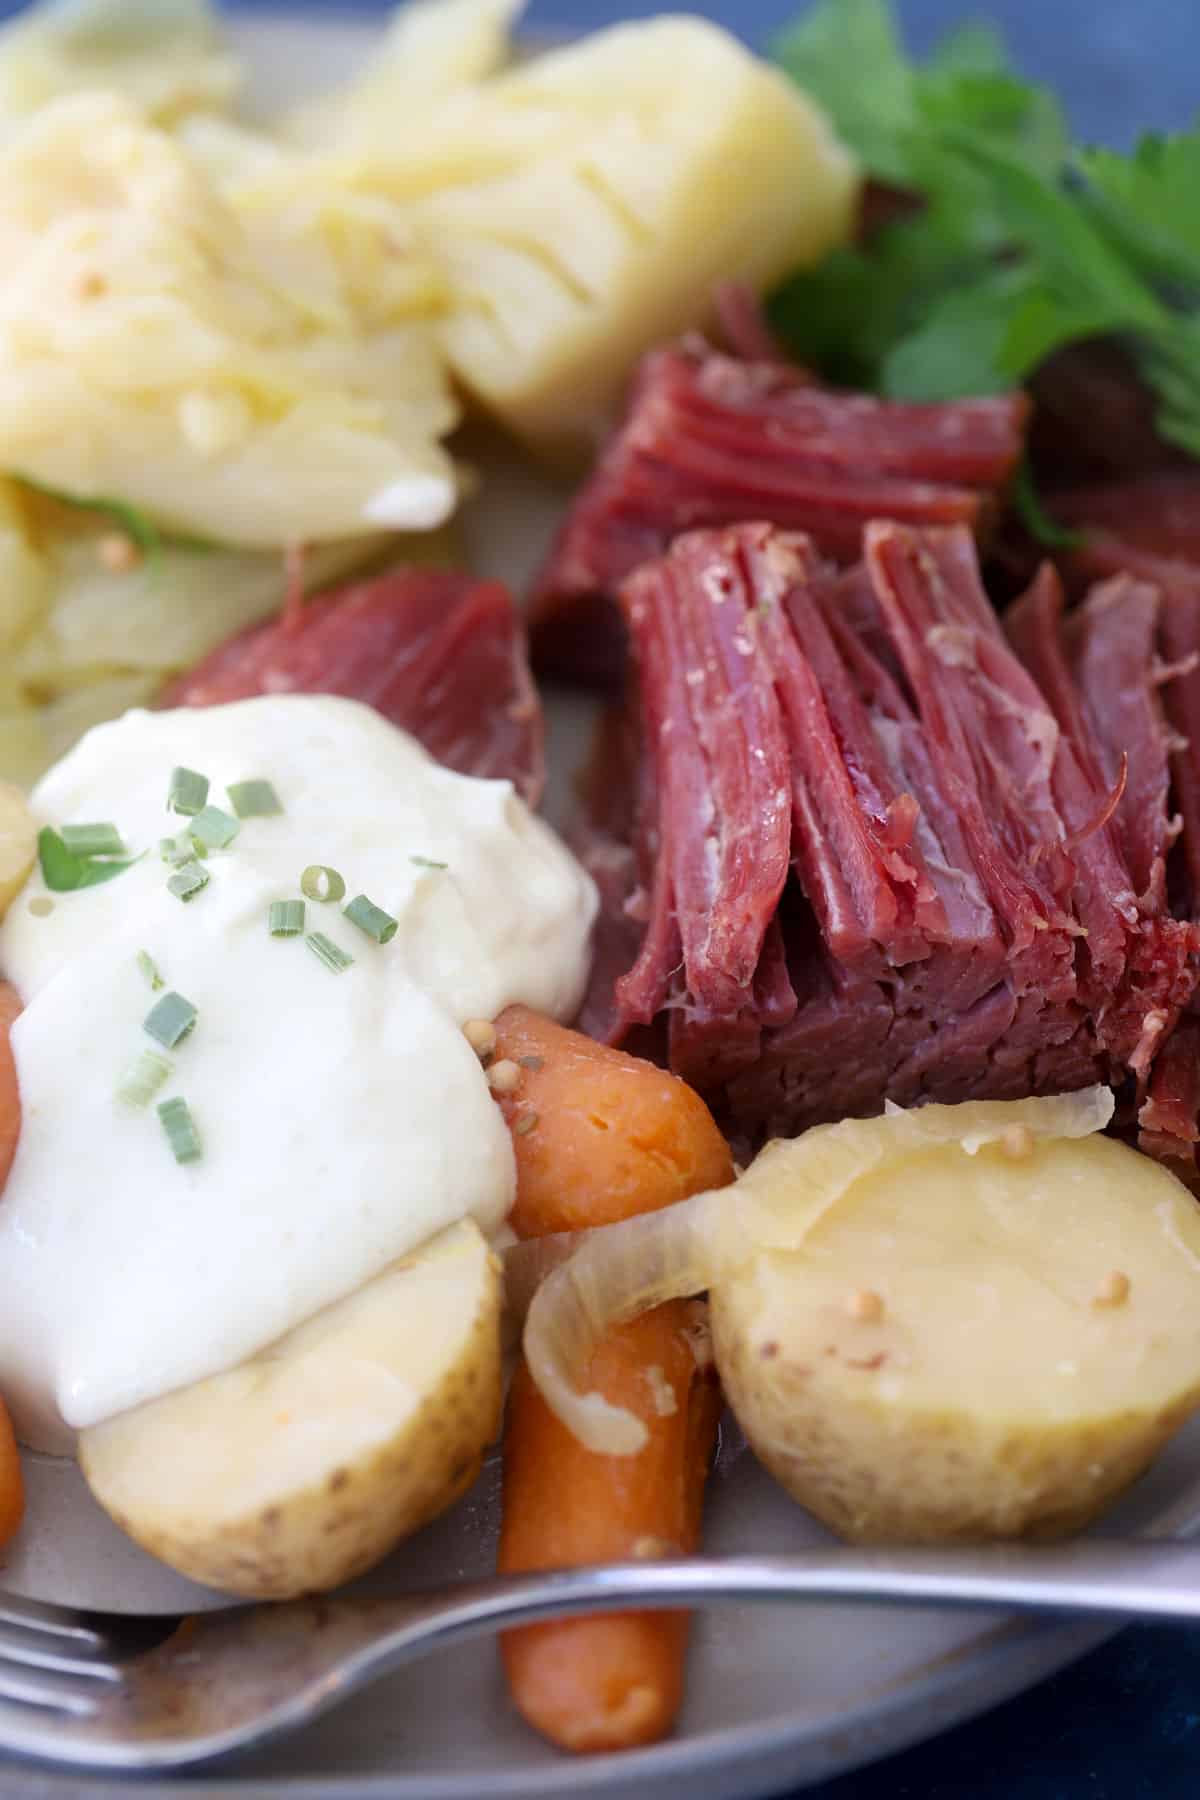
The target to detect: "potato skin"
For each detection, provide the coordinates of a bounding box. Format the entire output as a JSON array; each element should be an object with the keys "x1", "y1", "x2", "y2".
[
  {"x1": 712, "y1": 1274, "x2": 1200, "y2": 1545},
  {"x1": 80, "y1": 1229, "x2": 503, "y2": 1598}
]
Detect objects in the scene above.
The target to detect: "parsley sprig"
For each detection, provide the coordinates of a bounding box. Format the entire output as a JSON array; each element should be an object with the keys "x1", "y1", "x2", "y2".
[{"x1": 769, "y1": 0, "x2": 1200, "y2": 458}]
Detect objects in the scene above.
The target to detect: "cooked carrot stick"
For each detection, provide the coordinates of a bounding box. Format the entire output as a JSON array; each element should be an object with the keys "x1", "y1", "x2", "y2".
[
  {"x1": 488, "y1": 1008, "x2": 732, "y2": 1751},
  {"x1": 0, "y1": 1398, "x2": 23, "y2": 1550},
  {"x1": 0, "y1": 982, "x2": 22, "y2": 1549},
  {"x1": 499, "y1": 1303, "x2": 721, "y2": 1752},
  {"x1": 488, "y1": 1005, "x2": 733, "y2": 1239}
]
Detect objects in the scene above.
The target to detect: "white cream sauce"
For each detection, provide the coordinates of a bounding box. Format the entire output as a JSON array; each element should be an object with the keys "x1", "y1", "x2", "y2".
[{"x1": 0, "y1": 694, "x2": 596, "y2": 1450}]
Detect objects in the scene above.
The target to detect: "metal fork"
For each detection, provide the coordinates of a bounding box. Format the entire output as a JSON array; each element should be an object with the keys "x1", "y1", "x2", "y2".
[{"x1": 5, "y1": 1539, "x2": 1200, "y2": 1772}]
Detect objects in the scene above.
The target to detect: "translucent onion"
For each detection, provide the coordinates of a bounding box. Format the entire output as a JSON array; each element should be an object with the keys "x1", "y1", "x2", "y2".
[
  {"x1": 521, "y1": 1087, "x2": 1117, "y2": 1457},
  {"x1": 523, "y1": 1193, "x2": 721, "y2": 1456}
]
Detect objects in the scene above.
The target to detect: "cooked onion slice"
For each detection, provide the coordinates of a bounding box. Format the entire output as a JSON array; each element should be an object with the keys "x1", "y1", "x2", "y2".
[
  {"x1": 523, "y1": 1198, "x2": 719, "y2": 1454},
  {"x1": 522, "y1": 1087, "x2": 1117, "y2": 1456}
]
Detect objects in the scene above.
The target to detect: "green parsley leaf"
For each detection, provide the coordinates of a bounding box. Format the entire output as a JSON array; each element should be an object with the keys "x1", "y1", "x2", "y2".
[
  {"x1": 880, "y1": 268, "x2": 1032, "y2": 400},
  {"x1": 1076, "y1": 134, "x2": 1200, "y2": 303},
  {"x1": 942, "y1": 128, "x2": 1163, "y2": 326},
  {"x1": 770, "y1": 0, "x2": 1200, "y2": 464},
  {"x1": 771, "y1": 0, "x2": 914, "y2": 186},
  {"x1": 924, "y1": 20, "x2": 1008, "y2": 81}
]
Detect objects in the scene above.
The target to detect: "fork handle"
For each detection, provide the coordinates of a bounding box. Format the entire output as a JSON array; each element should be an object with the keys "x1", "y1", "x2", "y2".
[
  {"x1": 21, "y1": 1539, "x2": 1200, "y2": 1774},
  {"x1": 380, "y1": 1536, "x2": 1200, "y2": 1658}
]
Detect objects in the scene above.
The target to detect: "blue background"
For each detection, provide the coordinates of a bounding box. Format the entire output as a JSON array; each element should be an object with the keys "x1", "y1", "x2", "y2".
[{"x1": 0, "y1": 0, "x2": 1197, "y2": 1793}]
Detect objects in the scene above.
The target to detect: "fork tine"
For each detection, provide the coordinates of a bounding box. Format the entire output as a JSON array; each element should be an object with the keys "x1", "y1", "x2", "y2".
[
  {"x1": 0, "y1": 1664, "x2": 104, "y2": 1717},
  {"x1": 0, "y1": 1630, "x2": 122, "y2": 1683},
  {"x1": 0, "y1": 1593, "x2": 109, "y2": 1649}
]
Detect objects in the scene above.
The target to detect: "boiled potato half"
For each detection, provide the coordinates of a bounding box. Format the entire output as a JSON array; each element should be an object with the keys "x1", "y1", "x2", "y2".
[
  {"x1": 80, "y1": 1219, "x2": 501, "y2": 1598},
  {"x1": 525, "y1": 1090, "x2": 1200, "y2": 1544},
  {"x1": 713, "y1": 1099, "x2": 1200, "y2": 1543}
]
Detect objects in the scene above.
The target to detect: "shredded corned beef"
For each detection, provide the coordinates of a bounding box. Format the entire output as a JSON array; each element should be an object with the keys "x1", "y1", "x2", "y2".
[
  {"x1": 1054, "y1": 473, "x2": 1200, "y2": 574},
  {"x1": 577, "y1": 519, "x2": 1200, "y2": 1146},
  {"x1": 1018, "y1": 472, "x2": 1200, "y2": 1169},
  {"x1": 529, "y1": 337, "x2": 1029, "y2": 682},
  {"x1": 161, "y1": 566, "x2": 544, "y2": 806}
]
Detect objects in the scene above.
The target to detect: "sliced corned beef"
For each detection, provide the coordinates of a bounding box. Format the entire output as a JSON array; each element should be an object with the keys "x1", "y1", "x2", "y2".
[
  {"x1": 161, "y1": 566, "x2": 544, "y2": 805},
  {"x1": 529, "y1": 338, "x2": 1030, "y2": 683},
  {"x1": 1007, "y1": 473, "x2": 1200, "y2": 1169},
  {"x1": 1054, "y1": 473, "x2": 1200, "y2": 574},
  {"x1": 1027, "y1": 343, "x2": 1188, "y2": 488},
  {"x1": 579, "y1": 519, "x2": 1199, "y2": 1144},
  {"x1": 1141, "y1": 1019, "x2": 1200, "y2": 1173}
]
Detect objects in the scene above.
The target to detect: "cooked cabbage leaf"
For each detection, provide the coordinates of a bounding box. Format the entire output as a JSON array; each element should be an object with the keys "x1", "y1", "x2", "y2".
[
  {"x1": 287, "y1": 0, "x2": 521, "y2": 152},
  {"x1": 0, "y1": 92, "x2": 460, "y2": 547},
  {"x1": 0, "y1": 0, "x2": 239, "y2": 131},
  {"x1": 0, "y1": 473, "x2": 418, "y2": 788}
]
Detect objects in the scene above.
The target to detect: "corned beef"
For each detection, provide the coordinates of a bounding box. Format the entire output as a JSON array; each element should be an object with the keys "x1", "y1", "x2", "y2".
[
  {"x1": 1025, "y1": 473, "x2": 1200, "y2": 1169},
  {"x1": 1027, "y1": 343, "x2": 1189, "y2": 488},
  {"x1": 162, "y1": 566, "x2": 544, "y2": 805},
  {"x1": 578, "y1": 519, "x2": 1200, "y2": 1146},
  {"x1": 529, "y1": 337, "x2": 1029, "y2": 682}
]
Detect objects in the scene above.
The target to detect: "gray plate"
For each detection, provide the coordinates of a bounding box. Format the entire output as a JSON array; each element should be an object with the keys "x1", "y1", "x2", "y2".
[{"x1": 3, "y1": 12, "x2": 1197, "y2": 1798}]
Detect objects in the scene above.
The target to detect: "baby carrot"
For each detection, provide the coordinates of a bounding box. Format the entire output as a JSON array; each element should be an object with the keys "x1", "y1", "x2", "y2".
[
  {"x1": 489, "y1": 1011, "x2": 732, "y2": 1751},
  {"x1": 488, "y1": 1005, "x2": 734, "y2": 1239},
  {"x1": 499, "y1": 1302, "x2": 721, "y2": 1753},
  {"x1": 0, "y1": 1397, "x2": 23, "y2": 1550}
]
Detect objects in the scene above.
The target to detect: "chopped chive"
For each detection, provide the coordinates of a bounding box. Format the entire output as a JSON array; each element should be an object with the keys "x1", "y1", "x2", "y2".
[
  {"x1": 137, "y1": 950, "x2": 164, "y2": 991},
  {"x1": 157, "y1": 1096, "x2": 202, "y2": 1165},
  {"x1": 305, "y1": 931, "x2": 354, "y2": 973},
  {"x1": 116, "y1": 1048, "x2": 172, "y2": 1108},
  {"x1": 159, "y1": 833, "x2": 195, "y2": 865},
  {"x1": 269, "y1": 899, "x2": 305, "y2": 937},
  {"x1": 301, "y1": 865, "x2": 345, "y2": 903},
  {"x1": 167, "y1": 860, "x2": 210, "y2": 903},
  {"x1": 60, "y1": 822, "x2": 125, "y2": 857},
  {"x1": 167, "y1": 767, "x2": 209, "y2": 816},
  {"x1": 410, "y1": 855, "x2": 448, "y2": 871},
  {"x1": 343, "y1": 894, "x2": 398, "y2": 946},
  {"x1": 189, "y1": 805, "x2": 239, "y2": 852},
  {"x1": 228, "y1": 779, "x2": 282, "y2": 819},
  {"x1": 143, "y1": 990, "x2": 197, "y2": 1049}
]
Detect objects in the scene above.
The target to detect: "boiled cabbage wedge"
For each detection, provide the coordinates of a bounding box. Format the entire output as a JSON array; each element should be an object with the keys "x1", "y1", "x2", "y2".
[
  {"x1": 292, "y1": 9, "x2": 859, "y2": 456},
  {"x1": 0, "y1": 0, "x2": 238, "y2": 134}
]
